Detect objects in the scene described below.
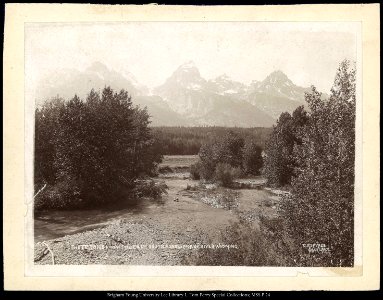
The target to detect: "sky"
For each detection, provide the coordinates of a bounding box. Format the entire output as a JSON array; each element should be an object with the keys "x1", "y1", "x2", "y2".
[{"x1": 25, "y1": 22, "x2": 358, "y2": 93}]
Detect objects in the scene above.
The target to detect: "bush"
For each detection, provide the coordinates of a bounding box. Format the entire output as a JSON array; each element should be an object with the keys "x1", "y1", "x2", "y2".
[
  {"x1": 213, "y1": 163, "x2": 242, "y2": 187},
  {"x1": 262, "y1": 199, "x2": 273, "y2": 208},
  {"x1": 158, "y1": 166, "x2": 173, "y2": 174},
  {"x1": 34, "y1": 180, "x2": 83, "y2": 210},
  {"x1": 133, "y1": 179, "x2": 168, "y2": 199},
  {"x1": 182, "y1": 220, "x2": 286, "y2": 266},
  {"x1": 190, "y1": 161, "x2": 202, "y2": 180},
  {"x1": 199, "y1": 187, "x2": 239, "y2": 210},
  {"x1": 217, "y1": 188, "x2": 239, "y2": 210},
  {"x1": 185, "y1": 184, "x2": 199, "y2": 191}
]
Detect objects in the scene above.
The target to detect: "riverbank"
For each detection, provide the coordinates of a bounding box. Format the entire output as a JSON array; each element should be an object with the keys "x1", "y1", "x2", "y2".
[{"x1": 34, "y1": 156, "x2": 282, "y2": 265}]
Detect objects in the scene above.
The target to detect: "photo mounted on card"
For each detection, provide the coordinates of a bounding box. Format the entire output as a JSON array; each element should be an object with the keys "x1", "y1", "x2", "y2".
[{"x1": 3, "y1": 3, "x2": 380, "y2": 290}]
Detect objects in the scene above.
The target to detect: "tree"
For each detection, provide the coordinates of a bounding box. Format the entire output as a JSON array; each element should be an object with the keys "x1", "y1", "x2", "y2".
[
  {"x1": 198, "y1": 131, "x2": 244, "y2": 180},
  {"x1": 242, "y1": 137, "x2": 263, "y2": 175},
  {"x1": 264, "y1": 106, "x2": 308, "y2": 187},
  {"x1": 34, "y1": 87, "x2": 162, "y2": 210},
  {"x1": 34, "y1": 97, "x2": 65, "y2": 186},
  {"x1": 281, "y1": 60, "x2": 356, "y2": 266}
]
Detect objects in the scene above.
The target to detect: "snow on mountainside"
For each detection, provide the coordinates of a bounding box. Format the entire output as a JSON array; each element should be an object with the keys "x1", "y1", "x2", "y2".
[
  {"x1": 254, "y1": 70, "x2": 310, "y2": 102},
  {"x1": 153, "y1": 61, "x2": 275, "y2": 126},
  {"x1": 36, "y1": 61, "x2": 318, "y2": 127},
  {"x1": 246, "y1": 70, "x2": 312, "y2": 119},
  {"x1": 206, "y1": 74, "x2": 248, "y2": 98}
]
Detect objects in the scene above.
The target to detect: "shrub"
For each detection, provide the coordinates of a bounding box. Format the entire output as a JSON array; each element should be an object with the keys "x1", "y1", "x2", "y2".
[
  {"x1": 213, "y1": 163, "x2": 242, "y2": 187},
  {"x1": 262, "y1": 199, "x2": 273, "y2": 208},
  {"x1": 190, "y1": 161, "x2": 202, "y2": 180},
  {"x1": 182, "y1": 220, "x2": 286, "y2": 266},
  {"x1": 218, "y1": 188, "x2": 239, "y2": 210},
  {"x1": 34, "y1": 179, "x2": 83, "y2": 210},
  {"x1": 199, "y1": 187, "x2": 239, "y2": 210},
  {"x1": 158, "y1": 166, "x2": 173, "y2": 174},
  {"x1": 185, "y1": 184, "x2": 200, "y2": 192},
  {"x1": 133, "y1": 179, "x2": 168, "y2": 199}
]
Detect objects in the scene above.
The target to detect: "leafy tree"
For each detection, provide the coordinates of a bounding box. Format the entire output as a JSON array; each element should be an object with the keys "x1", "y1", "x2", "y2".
[
  {"x1": 264, "y1": 106, "x2": 308, "y2": 187},
  {"x1": 198, "y1": 131, "x2": 244, "y2": 180},
  {"x1": 34, "y1": 97, "x2": 65, "y2": 186},
  {"x1": 242, "y1": 137, "x2": 263, "y2": 175},
  {"x1": 281, "y1": 60, "x2": 356, "y2": 266},
  {"x1": 34, "y1": 87, "x2": 162, "y2": 210}
]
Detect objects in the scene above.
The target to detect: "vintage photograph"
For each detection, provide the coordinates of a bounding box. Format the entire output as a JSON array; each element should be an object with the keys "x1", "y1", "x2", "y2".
[{"x1": 27, "y1": 21, "x2": 359, "y2": 267}]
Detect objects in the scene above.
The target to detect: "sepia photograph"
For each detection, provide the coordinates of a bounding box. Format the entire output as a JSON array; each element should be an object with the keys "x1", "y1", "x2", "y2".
[
  {"x1": 28, "y1": 20, "x2": 359, "y2": 267},
  {"x1": 3, "y1": 3, "x2": 380, "y2": 291}
]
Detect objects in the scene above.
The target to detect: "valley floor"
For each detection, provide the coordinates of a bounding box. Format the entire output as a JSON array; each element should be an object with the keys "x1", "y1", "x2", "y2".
[{"x1": 34, "y1": 156, "x2": 281, "y2": 265}]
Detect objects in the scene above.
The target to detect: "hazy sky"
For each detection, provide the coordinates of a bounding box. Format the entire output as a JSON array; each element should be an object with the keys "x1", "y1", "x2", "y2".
[{"x1": 25, "y1": 22, "x2": 358, "y2": 93}]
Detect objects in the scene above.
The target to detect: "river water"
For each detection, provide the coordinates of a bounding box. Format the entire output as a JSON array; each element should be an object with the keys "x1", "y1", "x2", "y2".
[{"x1": 34, "y1": 199, "x2": 156, "y2": 243}]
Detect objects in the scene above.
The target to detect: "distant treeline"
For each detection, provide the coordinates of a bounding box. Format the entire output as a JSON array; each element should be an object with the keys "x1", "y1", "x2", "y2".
[{"x1": 152, "y1": 126, "x2": 272, "y2": 155}]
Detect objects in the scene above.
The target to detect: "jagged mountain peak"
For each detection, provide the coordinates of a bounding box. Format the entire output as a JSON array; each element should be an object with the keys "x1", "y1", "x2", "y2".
[
  {"x1": 37, "y1": 60, "x2": 314, "y2": 126},
  {"x1": 269, "y1": 69, "x2": 288, "y2": 77},
  {"x1": 172, "y1": 60, "x2": 201, "y2": 77},
  {"x1": 263, "y1": 70, "x2": 292, "y2": 85},
  {"x1": 160, "y1": 61, "x2": 206, "y2": 91}
]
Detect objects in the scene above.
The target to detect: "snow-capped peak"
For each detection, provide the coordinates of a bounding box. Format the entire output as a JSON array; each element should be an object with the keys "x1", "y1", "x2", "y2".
[{"x1": 169, "y1": 61, "x2": 203, "y2": 84}]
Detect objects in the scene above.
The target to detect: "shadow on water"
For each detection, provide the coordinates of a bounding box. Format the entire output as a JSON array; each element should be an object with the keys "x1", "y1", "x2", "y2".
[{"x1": 34, "y1": 196, "x2": 166, "y2": 243}]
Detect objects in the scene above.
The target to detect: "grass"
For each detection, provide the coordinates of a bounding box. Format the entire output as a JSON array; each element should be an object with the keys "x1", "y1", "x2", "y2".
[{"x1": 182, "y1": 218, "x2": 290, "y2": 266}]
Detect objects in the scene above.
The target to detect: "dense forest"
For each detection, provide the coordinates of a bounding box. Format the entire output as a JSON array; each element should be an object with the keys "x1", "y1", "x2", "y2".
[{"x1": 152, "y1": 126, "x2": 271, "y2": 155}]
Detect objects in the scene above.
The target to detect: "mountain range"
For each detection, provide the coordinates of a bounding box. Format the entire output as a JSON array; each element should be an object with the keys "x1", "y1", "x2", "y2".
[{"x1": 35, "y1": 61, "x2": 316, "y2": 127}]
